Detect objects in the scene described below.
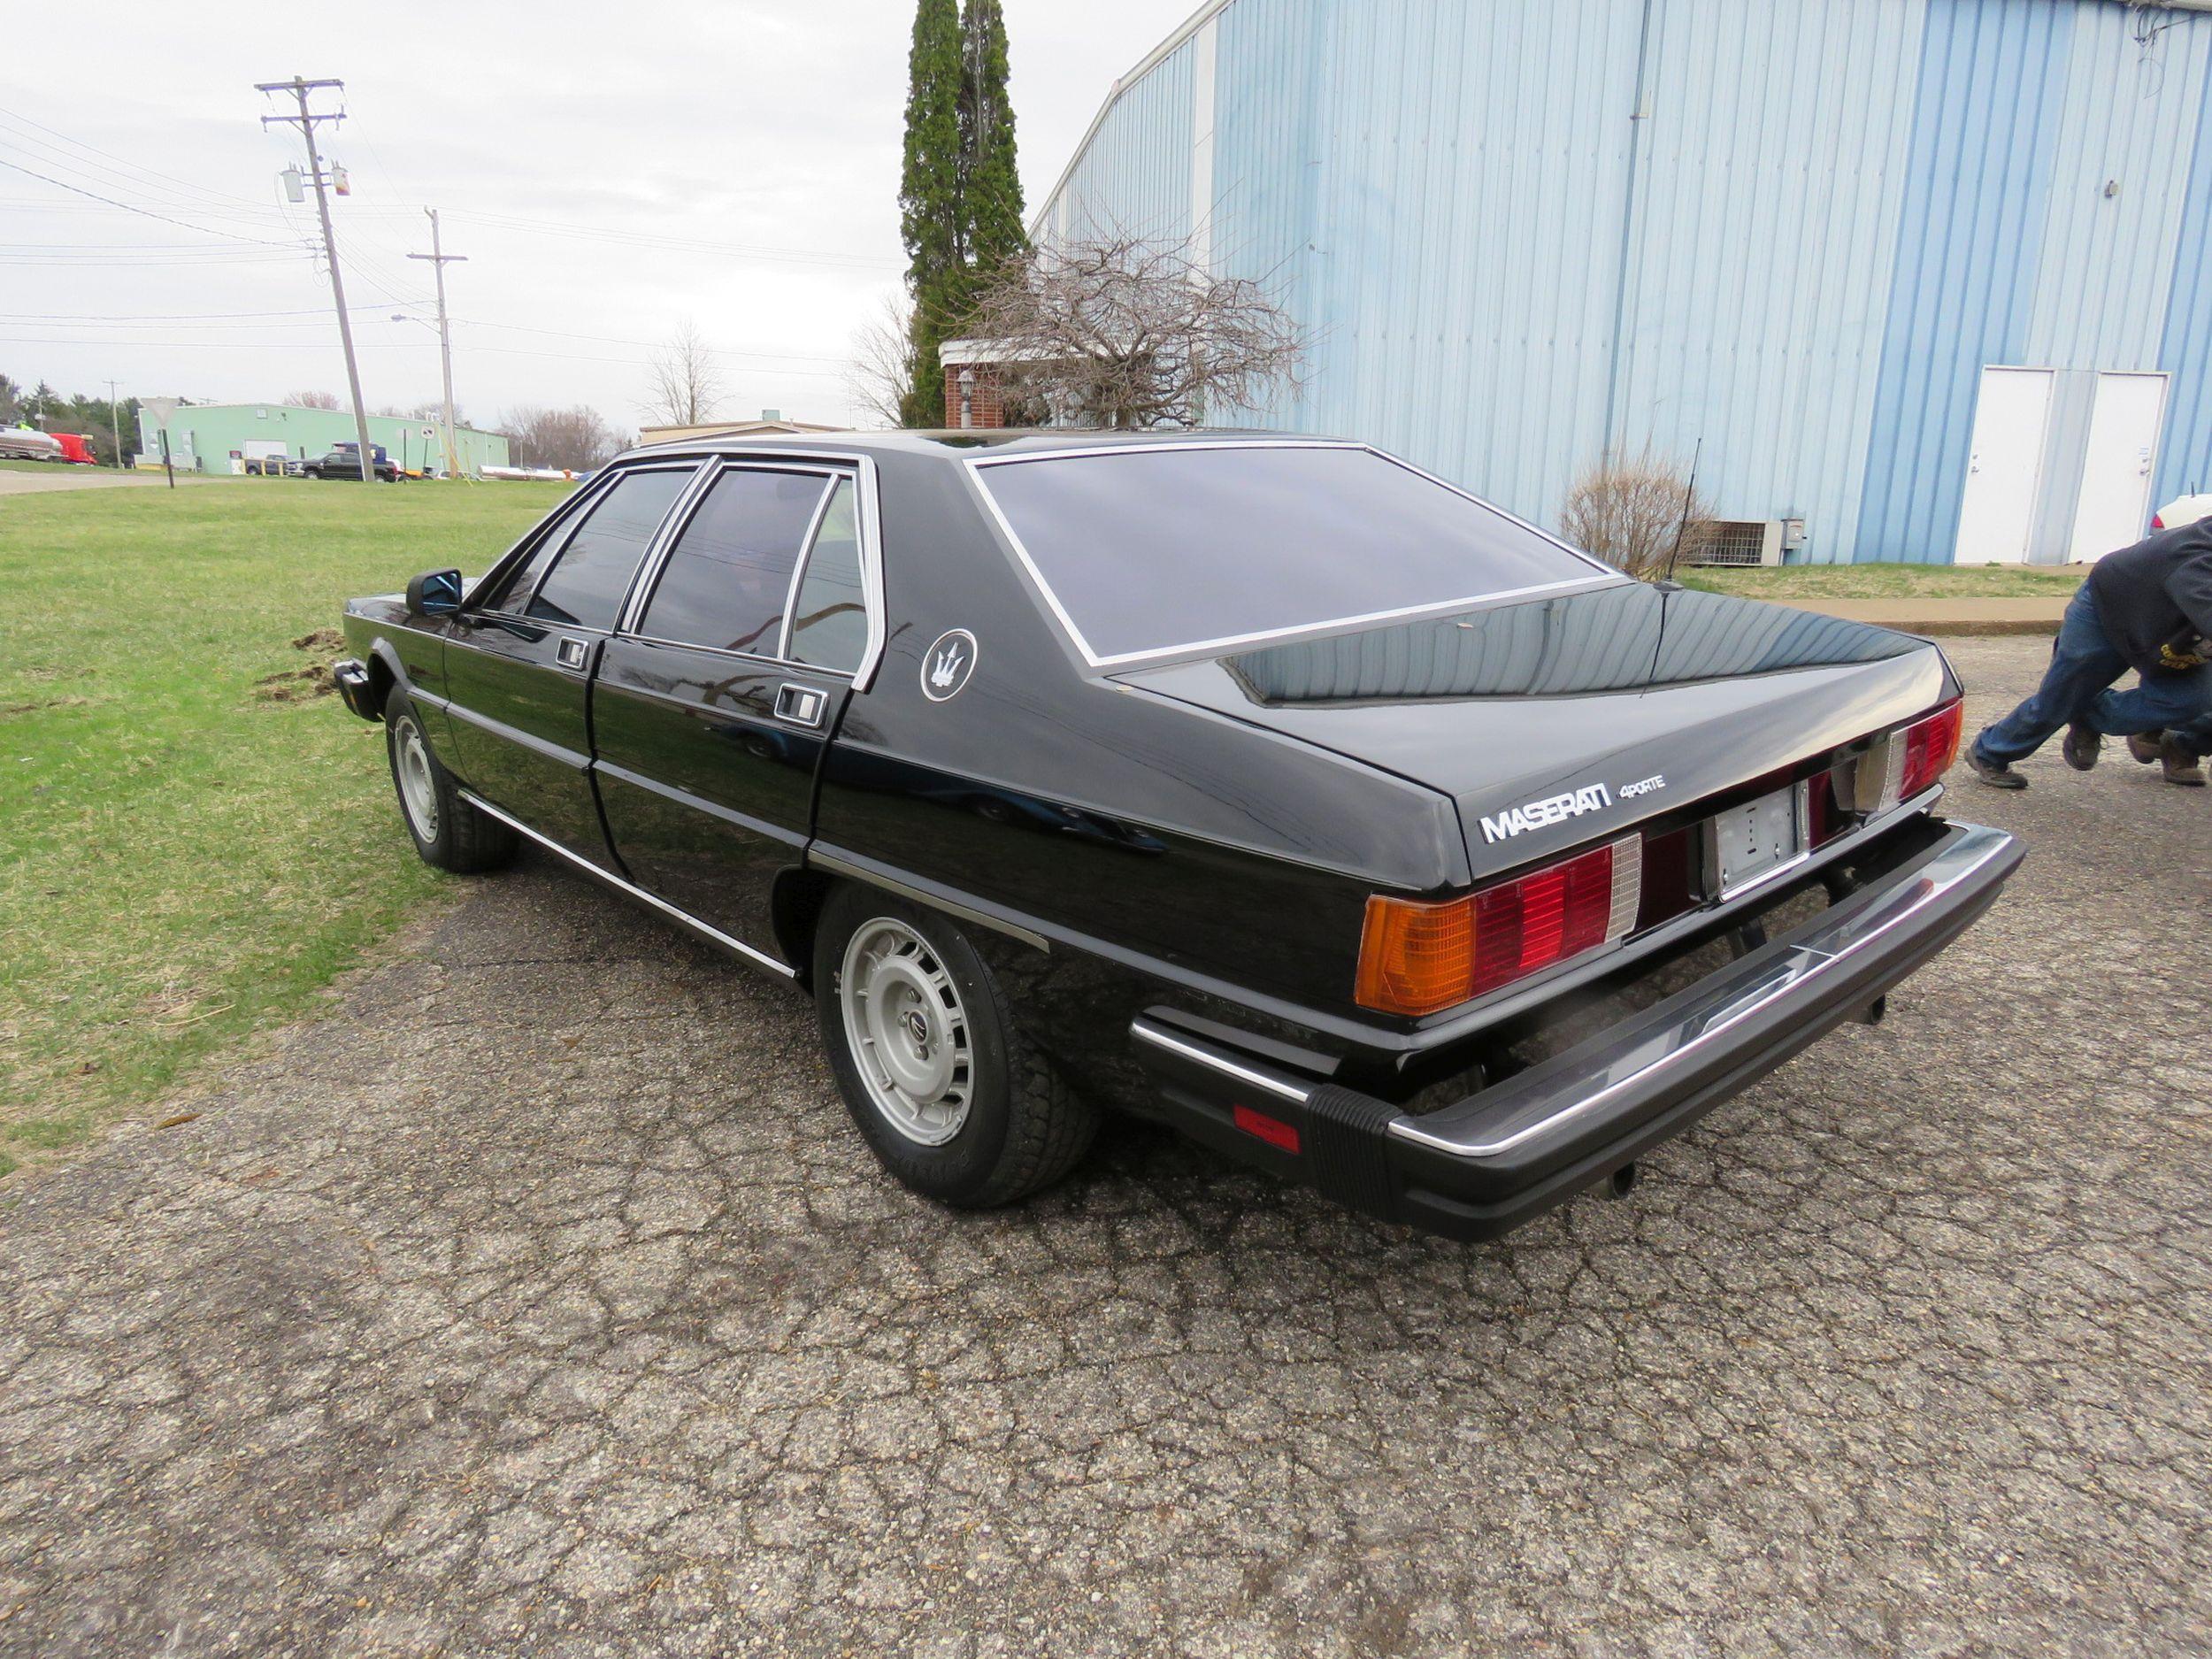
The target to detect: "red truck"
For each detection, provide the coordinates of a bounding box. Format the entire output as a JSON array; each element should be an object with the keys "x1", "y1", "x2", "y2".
[{"x1": 51, "y1": 434, "x2": 97, "y2": 465}]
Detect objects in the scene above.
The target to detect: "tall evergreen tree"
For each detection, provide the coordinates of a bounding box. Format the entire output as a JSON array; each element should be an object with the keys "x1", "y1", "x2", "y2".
[
  {"x1": 898, "y1": 0, "x2": 1029, "y2": 426},
  {"x1": 898, "y1": 0, "x2": 964, "y2": 426},
  {"x1": 959, "y1": 0, "x2": 1025, "y2": 273}
]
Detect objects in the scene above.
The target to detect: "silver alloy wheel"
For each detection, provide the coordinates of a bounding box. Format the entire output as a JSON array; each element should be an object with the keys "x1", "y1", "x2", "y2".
[
  {"x1": 840, "y1": 917, "x2": 973, "y2": 1146},
  {"x1": 394, "y1": 715, "x2": 440, "y2": 843}
]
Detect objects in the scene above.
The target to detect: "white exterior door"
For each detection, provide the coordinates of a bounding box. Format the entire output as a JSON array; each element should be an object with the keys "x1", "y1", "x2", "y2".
[
  {"x1": 1955, "y1": 367, "x2": 2055, "y2": 565},
  {"x1": 2067, "y1": 371, "x2": 2167, "y2": 562}
]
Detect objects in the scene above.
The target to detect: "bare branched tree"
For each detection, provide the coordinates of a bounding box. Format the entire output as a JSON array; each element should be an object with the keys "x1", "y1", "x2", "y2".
[
  {"x1": 961, "y1": 234, "x2": 1307, "y2": 428},
  {"x1": 1557, "y1": 451, "x2": 1715, "y2": 581},
  {"x1": 641, "y1": 320, "x2": 725, "y2": 427},
  {"x1": 500, "y1": 404, "x2": 630, "y2": 472},
  {"x1": 283, "y1": 389, "x2": 342, "y2": 410},
  {"x1": 849, "y1": 296, "x2": 918, "y2": 428}
]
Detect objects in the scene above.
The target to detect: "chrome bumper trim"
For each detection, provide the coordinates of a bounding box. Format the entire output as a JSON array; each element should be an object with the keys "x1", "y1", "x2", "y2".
[
  {"x1": 1388, "y1": 821, "x2": 2016, "y2": 1160},
  {"x1": 1131, "y1": 1018, "x2": 1314, "y2": 1106}
]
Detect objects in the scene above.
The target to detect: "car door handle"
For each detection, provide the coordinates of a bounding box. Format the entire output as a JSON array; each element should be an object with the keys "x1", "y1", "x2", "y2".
[
  {"x1": 556, "y1": 637, "x2": 588, "y2": 670},
  {"x1": 774, "y1": 683, "x2": 827, "y2": 728}
]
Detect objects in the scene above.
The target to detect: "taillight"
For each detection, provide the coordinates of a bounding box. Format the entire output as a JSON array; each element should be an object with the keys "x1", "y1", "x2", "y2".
[
  {"x1": 1356, "y1": 834, "x2": 1642, "y2": 1016},
  {"x1": 2152, "y1": 513, "x2": 2165, "y2": 529},
  {"x1": 1847, "y1": 697, "x2": 1965, "y2": 815},
  {"x1": 1899, "y1": 698, "x2": 1964, "y2": 800}
]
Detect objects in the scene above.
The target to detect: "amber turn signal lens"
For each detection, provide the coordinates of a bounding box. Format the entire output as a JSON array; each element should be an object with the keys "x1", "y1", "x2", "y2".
[
  {"x1": 1355, "y1": 892, "x2": 1477, "y2": 1017},
  {"x1": 1357, "y1": 836, "x2": 1642, "y2": 1017}
]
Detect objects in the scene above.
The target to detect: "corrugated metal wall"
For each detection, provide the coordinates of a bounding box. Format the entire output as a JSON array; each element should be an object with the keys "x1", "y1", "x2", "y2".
[
  {"x1": 1038, "y1": 0, "x2": 2212, "y2": 563},
  {"x1": 1048, "y1": 36, "x2": 1196, "y2": 245},
  {"x1": 1612, "y1": 0, "x2": 1924, "y2": 566}
]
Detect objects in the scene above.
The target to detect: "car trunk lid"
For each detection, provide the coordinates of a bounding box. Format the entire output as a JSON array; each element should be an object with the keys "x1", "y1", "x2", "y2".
[{"x1": 1113, "y1": 582, "x2": 1952, "y2": 879}]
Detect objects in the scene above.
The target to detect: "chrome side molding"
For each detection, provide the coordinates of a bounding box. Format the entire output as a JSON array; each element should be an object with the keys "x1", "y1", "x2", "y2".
[{"x1": 457, "y1": 789, "x2": 796, "y2": 979}]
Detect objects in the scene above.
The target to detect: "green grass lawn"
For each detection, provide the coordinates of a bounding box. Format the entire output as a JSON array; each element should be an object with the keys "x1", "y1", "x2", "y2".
[
  {"x1": 0, "y1": 479, "x2": 569, "y2": 1178},
  {"x1": 1676, "y1": 561, "x2": 2084, "y2": 599}
]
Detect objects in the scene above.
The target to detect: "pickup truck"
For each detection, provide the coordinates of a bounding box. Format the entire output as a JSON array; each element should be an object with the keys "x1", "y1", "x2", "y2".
[{"x1": 304, "y1": 448, "x2": 400, "y2": 481}]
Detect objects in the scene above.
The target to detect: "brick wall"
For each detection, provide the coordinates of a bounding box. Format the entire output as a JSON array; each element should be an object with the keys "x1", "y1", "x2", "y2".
[{"x1": 941, "y1": 364, "x2": 1007, "y2": 429}]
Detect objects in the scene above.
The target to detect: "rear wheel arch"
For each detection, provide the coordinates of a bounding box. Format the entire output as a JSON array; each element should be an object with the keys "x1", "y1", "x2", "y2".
[{"x1": 772, "y1": 866, "x2": 837, "y2": 988}]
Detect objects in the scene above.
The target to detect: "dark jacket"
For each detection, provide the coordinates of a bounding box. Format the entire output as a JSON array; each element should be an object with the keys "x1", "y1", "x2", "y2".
[{"x1": 2086, "y1": 522, "x2": 2212, "y2": 676}]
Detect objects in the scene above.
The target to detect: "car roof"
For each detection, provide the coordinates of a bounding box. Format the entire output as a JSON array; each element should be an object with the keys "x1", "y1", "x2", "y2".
[{"x1": 612, "y1": 426, "x2": 1311, "y2": 465}]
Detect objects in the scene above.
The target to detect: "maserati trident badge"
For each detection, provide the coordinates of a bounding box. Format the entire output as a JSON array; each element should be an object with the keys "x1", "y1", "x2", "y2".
[{"x1": 921, "y1": 628, "x2": 978, "y2": 702}]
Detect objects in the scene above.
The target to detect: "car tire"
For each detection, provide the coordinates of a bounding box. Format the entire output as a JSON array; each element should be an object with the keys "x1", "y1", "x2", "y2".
[
  {"x1": 814, "y1": 885, "x2": 1097, "y2": 1209},
  {"x1": 381, "y1": 682, "x2": 518, "y2": 873}
]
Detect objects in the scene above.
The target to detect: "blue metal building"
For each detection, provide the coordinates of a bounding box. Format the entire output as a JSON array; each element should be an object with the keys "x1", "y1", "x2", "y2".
[{"x1": 1036, "y1": 0, "x2": 2212, "y2": 565}]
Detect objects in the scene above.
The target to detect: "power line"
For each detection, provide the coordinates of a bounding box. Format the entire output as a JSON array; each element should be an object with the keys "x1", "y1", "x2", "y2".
[
  {"x1": 0, "y1": 157, "x2": 308, "y2": 248},
  {"x1": 0, "y1": 103, "x2": 283, "y2": 213}
]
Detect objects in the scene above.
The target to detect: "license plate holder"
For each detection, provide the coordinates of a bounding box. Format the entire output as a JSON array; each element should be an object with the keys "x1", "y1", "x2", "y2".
[{"x1": 1710, "y1": 782, "x2": 1809, "y2": 899}]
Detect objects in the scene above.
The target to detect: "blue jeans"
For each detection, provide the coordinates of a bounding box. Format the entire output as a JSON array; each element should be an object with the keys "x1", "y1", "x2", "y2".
[{"x1": 1975, "y1": 587, "x2": 2212, "y2": 764}]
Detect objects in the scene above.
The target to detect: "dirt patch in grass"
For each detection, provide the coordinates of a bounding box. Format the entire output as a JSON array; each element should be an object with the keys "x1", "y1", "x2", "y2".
[{"x1": 0, "y1": 479, "x2": 569, "y2": 1179}]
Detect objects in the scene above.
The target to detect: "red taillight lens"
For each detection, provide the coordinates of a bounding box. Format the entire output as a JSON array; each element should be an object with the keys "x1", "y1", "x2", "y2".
[
  {"x1": 1356, "y1": 834, "x2": 1642, "y2": 1016},
  {"x1": 1899, "y1": 699, "x2": 1964, "y2": 800}
]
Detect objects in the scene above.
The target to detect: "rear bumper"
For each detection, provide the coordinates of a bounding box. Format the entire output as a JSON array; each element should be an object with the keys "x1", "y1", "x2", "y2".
[
  {"x1": 333, "y1": 657, "x2": 379, "y2": 721},
  {"x1": 1131, "y1": 818, "x2": 2022, "y2": 1240}
]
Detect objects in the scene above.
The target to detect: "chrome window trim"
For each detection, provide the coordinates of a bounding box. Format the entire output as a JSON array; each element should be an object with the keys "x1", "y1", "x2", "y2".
[
  {"x1": 775, "y1": 475, "x2": 844, "y2": 662},
  {"x1": 457, "y1": 788, "x2": 796, "y2": 979},
  {"x1": 779, "y1": 474, "x2": 865, "y2": 670},
  {"x1": 963, "y1": 438, "x2": 1624, "y2": 670},
  {"x1": 615, "y1": 455, "x2": 887, "y2": 689},
  {"x1": 488, "y1": 460, "x2": 707, "y2": 625}
]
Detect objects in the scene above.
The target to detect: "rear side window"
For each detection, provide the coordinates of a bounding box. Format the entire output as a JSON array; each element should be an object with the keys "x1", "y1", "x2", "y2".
[
  {"x1": 973, "y1": 444, "x2": 1611, "y2": 663},
  {"x1": 526, "y1": 467, "x2": 695, "y2": 629},
  {"x1": 789, "y1": 478, "x2": 866, "y2": 672},
  {"x1": 636, "y1": 468, "x2": 832, "y2": 656}
]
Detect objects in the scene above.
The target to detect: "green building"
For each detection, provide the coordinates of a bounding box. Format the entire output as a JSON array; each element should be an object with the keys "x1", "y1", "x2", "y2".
[{"x1": 134, "y1": 402, "x2": 511, "y2": 478}]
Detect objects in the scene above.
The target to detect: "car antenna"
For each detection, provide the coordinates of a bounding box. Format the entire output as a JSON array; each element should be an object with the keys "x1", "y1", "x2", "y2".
[{"x1": 1662, "y1": 436, "x2": 1702, "y2": 583}]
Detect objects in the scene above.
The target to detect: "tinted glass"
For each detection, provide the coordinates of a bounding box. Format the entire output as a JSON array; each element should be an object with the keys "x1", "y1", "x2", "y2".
[
  {"x1": 636, "y1": 468, "x2": 830, "y2": 655},
  {"x1": 478, "y1": 518, "x2": 569, "y2": 612},
  {"x1": 526, "y1": 467, "x2": 694, "y2": 629},
  {"x1": 977, "y1": 446, "x2": 1608, "y2": 661},
  {"x1": 789, "y1": 478, "x2": 866, "y2": 672}
]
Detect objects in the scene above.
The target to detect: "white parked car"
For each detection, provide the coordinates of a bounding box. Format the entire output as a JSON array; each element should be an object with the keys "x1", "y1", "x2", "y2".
[
  {"x1": 2150, "y1": 493, "x2": 2212, "y2": 531},
  {"x1": 0, "y1": 426, "x2": 64, "y2": 462}
]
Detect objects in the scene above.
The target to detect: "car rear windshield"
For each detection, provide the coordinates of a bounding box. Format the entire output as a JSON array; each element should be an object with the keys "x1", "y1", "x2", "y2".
[{"x1": 972, "y1": 444, "x2": 1610, "y2": 663}]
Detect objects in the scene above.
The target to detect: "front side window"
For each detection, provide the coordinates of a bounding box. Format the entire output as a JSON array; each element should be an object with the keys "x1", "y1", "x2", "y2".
[
  {"x1": 635, "y1": 468, "x2": 832, "y2": 655},
  {"x1": 972, "y1": 444, "x2": 1614, "y2": 664},
  {"x1": 788, "y1": 478, "x2": 866, "y2": 672},
  {"x1": 526, "y1": 467, "x2": 695, "y2": 630}
]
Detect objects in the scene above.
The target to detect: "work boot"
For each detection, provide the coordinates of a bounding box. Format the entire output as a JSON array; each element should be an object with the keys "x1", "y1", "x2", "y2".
[
  {"x1": 2158, "y1": 736, "x2": 2207, "y2": 787},
  {"x1": 2062, "y1": 721, "x2": 2101, "y2": 771},
  {"x1": 2127, "y1": 731, "x2": 2166, "y2": 764},
  {"x1": 1967, "y1": 745, "x2": 2028, "y2": 790}
]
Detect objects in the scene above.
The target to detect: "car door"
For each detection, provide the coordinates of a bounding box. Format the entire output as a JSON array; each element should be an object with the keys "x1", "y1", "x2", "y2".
[
  {"x1": 441, "y1": 461, "x2": 701, "y2": 866},
  {"x1": 594, "y1": 461, "x2": 874, "y2": 959}
]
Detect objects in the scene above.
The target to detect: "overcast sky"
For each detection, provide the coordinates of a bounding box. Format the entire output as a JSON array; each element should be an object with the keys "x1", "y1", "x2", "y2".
[{"x1": 0, "y1": 1, "x2": 1198, "y2": 434}]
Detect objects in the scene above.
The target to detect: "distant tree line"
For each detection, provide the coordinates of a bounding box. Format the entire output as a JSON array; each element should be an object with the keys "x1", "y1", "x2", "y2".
[
  {"x1": 0, "y1": 372, "x2": 142, "y2": 466},
  {"x1": 500, "y1": 405, "x2": 631, "y2": 472}
]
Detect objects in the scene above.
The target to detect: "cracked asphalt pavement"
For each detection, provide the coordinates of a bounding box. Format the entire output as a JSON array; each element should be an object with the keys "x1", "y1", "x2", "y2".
[{"x1": 1, "y1": 635, "x2": 2207, "y2": 1656}]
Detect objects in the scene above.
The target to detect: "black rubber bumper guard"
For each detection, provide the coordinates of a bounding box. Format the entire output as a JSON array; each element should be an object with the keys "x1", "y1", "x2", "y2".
[
  {"x1": 1130, "y1": 820, "x2": 2023, "y2": 1241},
  {"x1": 332, "y1": 657, "x2": 378, "y2": 721}
]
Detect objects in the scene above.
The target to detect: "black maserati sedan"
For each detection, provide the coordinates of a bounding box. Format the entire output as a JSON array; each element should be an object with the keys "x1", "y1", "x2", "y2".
[{"x1": 334, "y1": 431, "x2": 2020, "y2": 1240}]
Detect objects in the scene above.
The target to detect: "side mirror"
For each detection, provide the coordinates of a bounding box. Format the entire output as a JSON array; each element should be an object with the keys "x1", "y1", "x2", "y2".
[{"x1": 405, "y1": 568, "x2": 465, "y2": 618}]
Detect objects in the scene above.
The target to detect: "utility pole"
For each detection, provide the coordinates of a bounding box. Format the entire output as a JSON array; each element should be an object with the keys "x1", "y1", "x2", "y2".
[
  {"x1": 103, "y1": 379, "x2": 123, "y2": 469},
  {"x1": 257, "y1": 76, "x2": 376, "y2": 482},
  {"x1": 407, "y1": 209, "x2": 466, "y2": 480}
]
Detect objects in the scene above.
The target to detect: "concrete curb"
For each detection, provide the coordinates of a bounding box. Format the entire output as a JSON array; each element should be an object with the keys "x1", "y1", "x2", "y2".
[{"x1": 1763, "y1": 596, "x2": 2069, "y2": 638}]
